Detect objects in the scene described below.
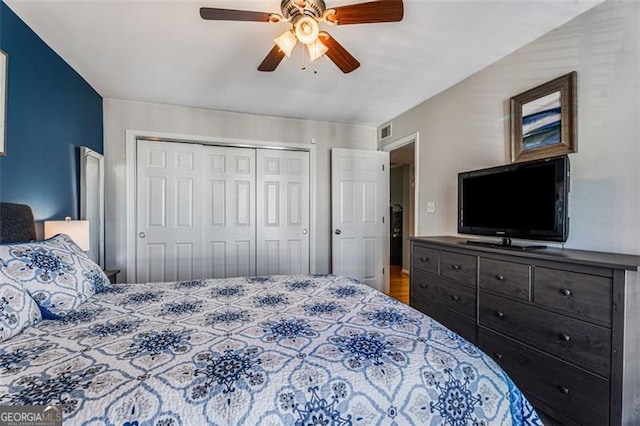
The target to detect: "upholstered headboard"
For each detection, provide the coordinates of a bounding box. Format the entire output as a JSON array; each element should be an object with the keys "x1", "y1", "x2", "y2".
[{"x1": 0, "y1": 202, "x2": 38, "y2": 243}]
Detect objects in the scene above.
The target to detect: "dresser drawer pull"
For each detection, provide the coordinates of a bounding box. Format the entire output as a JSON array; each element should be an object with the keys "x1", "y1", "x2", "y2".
[
  {"x1": 559, "y1": 333, "x2": 571, "y2": 342},
  {"x1": 494, "y1": 274, "x2": 506, "y2": 281},
  {"x1": 450, "y1": 264, "x2": 462, "y2": 271},
  {"x1": 419, "y1": 283, "x2": 428, "y2": 289},
  {"x1": 559, "y1": 288, "x2": 572, "y2": 297},
  {"x1": 420, "y1": 256, "x2": 430, "y2": 262},
  {"x1": 558, "y1": 386, "x2": 570, "y2": 395},
  {"x1": 494, "y1": 311, "x2": 505, "y2": 319},
  {"x1": 493, "y1": 352, "x2": 503, "y2": 360},
  {"x1": 450, "y1": 295, "x2": 460, "y2": 302}
]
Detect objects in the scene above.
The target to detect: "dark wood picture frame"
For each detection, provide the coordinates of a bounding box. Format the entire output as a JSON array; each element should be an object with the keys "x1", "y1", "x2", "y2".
[{"x1": 510, "y1": 71, "x2": 577, "y2": 162}]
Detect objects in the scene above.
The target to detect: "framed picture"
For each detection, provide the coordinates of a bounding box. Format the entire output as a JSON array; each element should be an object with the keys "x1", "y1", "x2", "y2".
[
  {"x1": 0, "y1": 50, "x2": 6, "y2": 156},
  {"x1": 0, "y1": 50, "x2": 8, "y2": 157},
  {"x1": 510, "y1": 71, "x2": 577, "y2": 162}
]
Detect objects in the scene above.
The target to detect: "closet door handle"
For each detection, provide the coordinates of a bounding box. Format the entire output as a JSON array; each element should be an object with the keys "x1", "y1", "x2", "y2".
[
  {"x1": 495, "y1": 274, "x2": 505, "y2": 281},
  {"x1": 335, "y1": 229, "x2": 341, "y2": 235},
  {"x1": 139, "y1": 232, "x2": 146, "y2": 239},
  {"x1": 302, "y1": 229, "x2": 308, "y2": 234}
]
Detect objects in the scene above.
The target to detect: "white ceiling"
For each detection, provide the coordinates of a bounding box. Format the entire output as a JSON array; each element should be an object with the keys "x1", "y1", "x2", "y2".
[{"x1": 5, "y1": 0, "x2": 603, "y2": 126}]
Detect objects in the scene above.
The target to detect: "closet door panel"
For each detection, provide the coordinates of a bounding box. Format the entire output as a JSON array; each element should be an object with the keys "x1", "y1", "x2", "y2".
[
  {"x1": 136, "y1": 142, "x2": 310, "y2": 282},
  {"x1": 256, "y1": 149, "x2": 310, "y2": 276},
  {"x1": 136, "y1": 140, "x2": 204, "y2": 283},
  {"x1": 203, "y1": 146, "x2": 256, "y2": 278}
]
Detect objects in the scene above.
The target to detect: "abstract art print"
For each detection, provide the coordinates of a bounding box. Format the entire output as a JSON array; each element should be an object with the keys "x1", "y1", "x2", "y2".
[{"x1": 510, "y1": 71, "x2": 577, "y2": 162}]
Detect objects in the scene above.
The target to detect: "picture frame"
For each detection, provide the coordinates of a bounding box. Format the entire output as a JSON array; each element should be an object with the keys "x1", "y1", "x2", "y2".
[
  {"x1": 0, "y1": 49, "x2": 6, "y2": 157},
  {"x1": 510, "y1": 71, "x2": 577, "y2": 163}
]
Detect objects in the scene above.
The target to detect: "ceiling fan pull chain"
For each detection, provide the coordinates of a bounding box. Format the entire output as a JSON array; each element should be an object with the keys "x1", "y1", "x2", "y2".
[{"x1": 300, "y1": 43, "x2": 307, "y2": 70}]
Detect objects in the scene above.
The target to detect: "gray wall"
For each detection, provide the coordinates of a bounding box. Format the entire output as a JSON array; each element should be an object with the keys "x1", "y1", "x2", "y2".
[
  {"x1": 382, "y1": 0, "x2": 639, "y2": 255},
  {"x1": 104, "y1": 99, "x2": 376, "y2": 282}
]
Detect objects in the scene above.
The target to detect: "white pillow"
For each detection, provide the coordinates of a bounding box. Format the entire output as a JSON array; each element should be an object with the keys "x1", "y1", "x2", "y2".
[
  {"x1": 0, "y1": 234, "x2": 110, "y2": 319},
  {"x1": 0, "y1": 263, "x2": 42, "y2": 341}
]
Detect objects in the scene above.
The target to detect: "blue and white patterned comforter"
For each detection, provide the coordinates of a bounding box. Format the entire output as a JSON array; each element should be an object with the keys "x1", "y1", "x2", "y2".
[{"x1": 0, "y1": 274, "x2": 541, "y2": 425}]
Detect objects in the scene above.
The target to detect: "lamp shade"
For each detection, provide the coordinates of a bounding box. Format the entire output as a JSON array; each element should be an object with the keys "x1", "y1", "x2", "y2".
[
  {"x1": 307, "y1": 38, "x2": 328, "y2": 61},
  {"x1": 294, "y1": 16, "x2": 320, "y2": 45},
  {"x1": 44, "y1": 218, "x2": 90, "y2": 251},
  {"x1": 274, "y1": 30, "x2": 298, "y2": 57}
]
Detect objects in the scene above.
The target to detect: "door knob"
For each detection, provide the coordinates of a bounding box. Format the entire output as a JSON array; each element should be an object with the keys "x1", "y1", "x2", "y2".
[
  {"x1": 302, "y1": 229, "x2": 308, "y2": 234},
  {"x1": 335, "y1": 229, "x2": 341, "y2": 235},
  {"x1": 139, "y1": 232, "x2": 146, "y2": 238}
]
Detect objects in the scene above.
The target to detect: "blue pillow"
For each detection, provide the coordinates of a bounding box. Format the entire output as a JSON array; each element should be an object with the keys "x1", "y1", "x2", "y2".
[
  {"x1": 0, "y1": 234, "x2": 111, "y2": 319},
  {"x1": 0, "y1": 263, "x2": 42, "y2": 341}
]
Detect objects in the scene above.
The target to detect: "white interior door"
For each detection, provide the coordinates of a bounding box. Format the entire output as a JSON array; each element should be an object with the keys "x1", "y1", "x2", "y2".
[
  {"x1": 202, "y1": 146, "x2": 256, "y2": 278},
  {"x1": 136, "y1": 140, "x2": 203, "y2": 282},
  {"x1": 331, "y1": 148, "x2": 389, "y2": 292},
  {"x1": 256, "y1": 149, "x2": 310, "y2": 275}
]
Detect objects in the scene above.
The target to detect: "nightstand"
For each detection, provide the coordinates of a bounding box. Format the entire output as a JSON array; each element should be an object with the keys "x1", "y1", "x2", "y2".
[{"x1": 104, "y1": 269, "x2": 120, "y2": 284}]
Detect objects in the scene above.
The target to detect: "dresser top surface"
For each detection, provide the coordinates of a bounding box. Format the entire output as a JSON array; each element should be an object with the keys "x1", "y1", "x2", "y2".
[{"x1": 410, "y1": 236, "x2": 640, "y2": 271}]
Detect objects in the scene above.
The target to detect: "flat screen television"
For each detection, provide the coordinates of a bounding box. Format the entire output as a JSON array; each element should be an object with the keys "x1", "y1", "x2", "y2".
[{"x1": 458, "y1": 156, "x2": 570, "y2": 247}]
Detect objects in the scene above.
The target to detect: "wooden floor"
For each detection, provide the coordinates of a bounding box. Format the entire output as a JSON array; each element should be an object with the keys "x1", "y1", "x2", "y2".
[{"x1": 388, "y1": 265, "x2": 409, "y2": 304}]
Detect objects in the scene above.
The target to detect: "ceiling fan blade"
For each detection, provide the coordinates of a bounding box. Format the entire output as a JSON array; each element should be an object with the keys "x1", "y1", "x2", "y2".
[
  {"x1": 200, "y1": 7, "x2": 272, "y2": 22},
  {"x1": 329, "y1": 0, "x2": 404, "y2": 25},
  {"x1": 258, "y1": 45, "x2": 286, "y2": 72},
  {"x1": 319, "y1": 32, "x2": 360, "y2": 74}
]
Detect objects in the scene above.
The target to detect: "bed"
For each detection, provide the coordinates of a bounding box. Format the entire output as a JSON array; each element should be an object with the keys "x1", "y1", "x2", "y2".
[{"x1": 0, "y1": 202, "x2": 542, "y2": 425}]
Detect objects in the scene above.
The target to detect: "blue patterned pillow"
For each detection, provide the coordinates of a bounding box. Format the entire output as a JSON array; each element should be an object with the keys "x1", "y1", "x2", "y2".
[
  {"x1": 0, "y1": 234, "x2": 111, "y2": 319},
  {"x1": 0, "y1": 263, "x2": 42, "y2": 341}
]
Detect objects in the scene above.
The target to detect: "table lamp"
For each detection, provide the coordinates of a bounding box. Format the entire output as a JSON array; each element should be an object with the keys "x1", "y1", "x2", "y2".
[{"x1": 44, "y1": 217, "x2": 90, "y2": 251}]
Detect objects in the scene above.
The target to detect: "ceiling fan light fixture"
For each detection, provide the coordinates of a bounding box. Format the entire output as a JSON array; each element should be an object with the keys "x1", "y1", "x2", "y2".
[
  {"x1": 307, "y1": 39, "x2": 328, "y2": 61},
  {"x1": 274, "y1": 30, "x2": 298, "y2": 57},
  {"x1": 294, "y1": 16, "x2": 320, "y2": 44}
]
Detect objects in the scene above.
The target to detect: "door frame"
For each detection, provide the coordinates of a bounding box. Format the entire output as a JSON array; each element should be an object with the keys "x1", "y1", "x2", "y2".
[
  {"x1": 379, "y1": 132, "x2": 420, "y2": 239},
  {"x1": 125, "y1": 129, "x2": 317, "y2": 282}
]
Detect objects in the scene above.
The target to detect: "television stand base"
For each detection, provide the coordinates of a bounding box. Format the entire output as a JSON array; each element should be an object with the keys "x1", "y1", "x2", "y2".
[{"x1": 464, "y1": 239, "x2": 547, "y2": 251}]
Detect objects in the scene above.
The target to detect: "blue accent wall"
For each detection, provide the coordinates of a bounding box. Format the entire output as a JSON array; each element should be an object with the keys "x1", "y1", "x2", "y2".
[{"x1": 0, "y1": 2, "x2": 103, "y2": 235}]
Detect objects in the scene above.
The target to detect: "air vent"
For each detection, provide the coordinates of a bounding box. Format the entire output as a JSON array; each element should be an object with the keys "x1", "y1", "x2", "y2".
[{"x1": 379, "y1": 122, "x2": 392, "y2": 141}]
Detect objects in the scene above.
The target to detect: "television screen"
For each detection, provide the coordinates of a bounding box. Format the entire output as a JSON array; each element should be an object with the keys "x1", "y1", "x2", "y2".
[{"x1": 458, "y1": 156, "x2": 569, "y2": 243}]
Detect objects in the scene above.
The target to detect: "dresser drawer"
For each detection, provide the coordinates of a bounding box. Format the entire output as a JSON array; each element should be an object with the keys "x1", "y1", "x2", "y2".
[
  {"x1": 479, "y1": 328, "x2": 610, "y2": 426},
  {"x1": 411, "y1": 271, "x2": 476, "y2": 319},
  {"x1": 411, "y1": 298, "x2": 477, "y2": 344},
  {"x1": 479, "y1": 258, "x2": 530, "y2": 300},
  {"x1": 534, "y1": 267, "x2": 612, "y2": 325},
  {"x1": 440, "y1": 251, "x2": 476, "y2": 286},
  {"x1": 479, "y1": 292, "x2": 611, "y2": 375},
  {"x1": 412, "y1": 245, "x2": 439, "y2": 274}
]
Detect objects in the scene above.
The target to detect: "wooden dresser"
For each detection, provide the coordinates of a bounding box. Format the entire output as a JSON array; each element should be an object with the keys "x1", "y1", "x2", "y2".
[{"x1": 410, "y1": 236, "x2": 640, "y2": 426}]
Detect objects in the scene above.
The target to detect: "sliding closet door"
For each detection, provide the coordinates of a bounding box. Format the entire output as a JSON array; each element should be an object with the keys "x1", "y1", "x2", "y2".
[
  {"x1": 256, "y1": 149, "x2": 310, "y2": 275},
  {"x1": 136, "y1": 140, "x2": 203, "y2": 283},
  {"x1": 202, "y1": 146, "x2": 256, "y2": 278}
]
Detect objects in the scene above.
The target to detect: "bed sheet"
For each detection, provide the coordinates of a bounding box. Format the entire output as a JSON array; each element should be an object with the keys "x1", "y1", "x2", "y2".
[{"x1": 0, "y1": 274, "x2": 541, "y2": 425}]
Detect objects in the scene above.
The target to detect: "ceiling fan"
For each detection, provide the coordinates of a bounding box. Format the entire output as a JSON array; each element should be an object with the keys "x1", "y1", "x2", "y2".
[{"x1": 200, "y1": 0, "x2": 404, "y2": 74}]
